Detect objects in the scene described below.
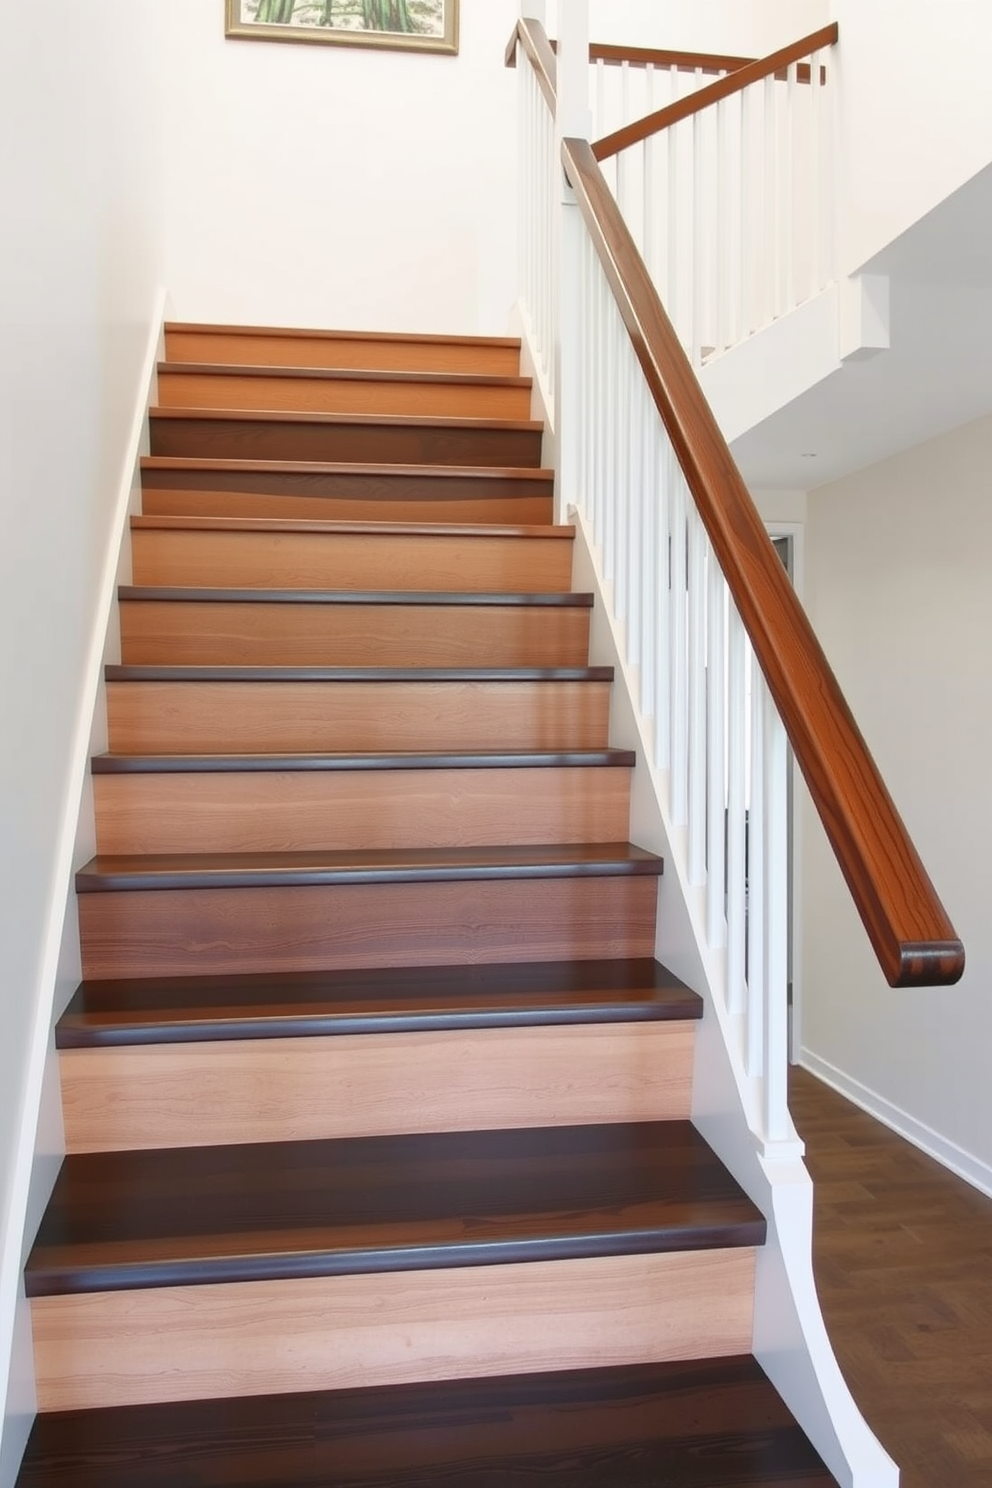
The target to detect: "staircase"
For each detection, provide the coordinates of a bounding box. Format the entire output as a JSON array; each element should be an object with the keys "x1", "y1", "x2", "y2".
[{"x1": 16, "y1": 325, "x2": 838, "y2": 1485}]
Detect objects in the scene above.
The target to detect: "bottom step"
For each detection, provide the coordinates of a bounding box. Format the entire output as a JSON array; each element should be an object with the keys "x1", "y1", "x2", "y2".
[{"x1": 17, "y1": 1357, "x2": 839, "y2": 1486}]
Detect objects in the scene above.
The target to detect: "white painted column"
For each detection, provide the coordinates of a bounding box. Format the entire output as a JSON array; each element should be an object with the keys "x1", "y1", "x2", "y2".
[{"x1": 555, "y1": 0, "x2": 590, "y2": 522}]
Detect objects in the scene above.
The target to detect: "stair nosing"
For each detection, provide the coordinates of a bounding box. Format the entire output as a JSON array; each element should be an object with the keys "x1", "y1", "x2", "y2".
[
  {"x1": 105, "y1": 665, "x2": 613, "y2": 683},
  {"x1": 159, "y1": 362, "x2": 532, "y2": 392},
  {"x1": 140, "y1": 456, "x2": 555, "y2": 481},
  {"x1": 91, "y1": 748, "x2": 636, "y2": 774},
  {"x1": 25, "y1": 1122, "x2": 764, "y2": 1298},
  {"x1": 165, "y1": 322, "x2": 523, "y2": 351},
  {"x1": 58, "y1": 957, "x2": 699, "y2": 1047},
  {"x1": 130, "y1": 514, "x2": 571, "y2": 536},
  {"x1": 117, "y1": 586, "x2": 594, "y2": 608},
  {"x1": 149, "y1": 405, "x2": 544, "y2": 433},
  {"x1": 74, "y1": 843, "x2": 664, "y2": 893}
]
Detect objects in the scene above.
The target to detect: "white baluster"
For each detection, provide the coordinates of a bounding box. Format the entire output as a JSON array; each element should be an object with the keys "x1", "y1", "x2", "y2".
[
  {"x1": 726, "y1": 605, "x2": 747, "y2": 1014},
  {"x1": 687, "y1": 508, "x2": 707, "y2": 884},
  {"x1": 653, "y1": 421, "x2": 671, "y2": 772},
  {"x1": 706, "y1": 557, "x2": 727, "y2": 948},
  {"x1": 670, "y1": 464, "x2": 687, "y2": 824},
  {"x1": 785, "y1": 61, "x2": 797, "y2": 314},
  {"x1": 762, "y1": 684, "x2": 790, "y2": 1143},
  {"x1": 763, "y1": 72, "x2": 776, "y2": 327},
  {"x1": 746, "y1": 659, "x2": 765, "y2": 1077}
]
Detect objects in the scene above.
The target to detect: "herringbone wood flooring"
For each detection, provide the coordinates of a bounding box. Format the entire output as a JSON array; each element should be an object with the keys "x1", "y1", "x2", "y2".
[{"x1": 791, "y1": 1066, "x2": 992, "y2": 1488}]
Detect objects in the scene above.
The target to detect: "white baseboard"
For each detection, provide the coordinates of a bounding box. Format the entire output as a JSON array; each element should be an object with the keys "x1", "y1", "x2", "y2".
[{"x1": 799, "y1": 1049, "x2": 992, "y2": 1199}]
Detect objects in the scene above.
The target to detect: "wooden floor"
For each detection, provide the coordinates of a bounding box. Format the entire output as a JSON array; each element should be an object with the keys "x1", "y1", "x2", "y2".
[{"x1": 790, "y1": 1066, "x2": 992, "y2": 1488}]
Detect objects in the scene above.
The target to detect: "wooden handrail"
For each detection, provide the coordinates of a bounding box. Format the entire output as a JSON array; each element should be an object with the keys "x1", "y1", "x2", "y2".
[
  {"x1": 593, "y1": 23, "x2": 839, "y2": 162},
  {"x1": 588, "y1": 42, "x2": 753, "y2": 75},
  {"x1": 562, "y1": 136, "x2": 964, "y2": 989},
  {"x1": 505, "y1": 18, "x2": 557, "y2": 113}
]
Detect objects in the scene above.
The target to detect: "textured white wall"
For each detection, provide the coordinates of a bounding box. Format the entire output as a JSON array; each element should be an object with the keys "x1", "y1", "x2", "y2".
[
  {"x1": 802, "y1": 411, "x2": 992, "y2": 1189},
  {"x1": 0, "y1": 3, "x2": 167, "y2": 1477},
  {"x1": 157, "y1": 0, "x2": 520, "y2": 333}
]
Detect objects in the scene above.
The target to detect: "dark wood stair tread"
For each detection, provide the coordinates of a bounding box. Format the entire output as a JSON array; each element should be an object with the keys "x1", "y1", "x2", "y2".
[
  {"x1": 105, "y1": 664, "x2": 613, "y2": 682},
  {"x1": 118, "y1": 585, "x2": 593, "y2": 607},
  {"x1": 57, "y1": 957, "x2": 700, "y2": 1047},
  {"x1": 131, "y1": 512, "x2": 570, "y2": 536},
  {"x1": 150, "y1": 406, "x2": 543, "y2": 433},
  {"x1": 149, "y1": 410, "x2": 545, "y2": 467},
  {"x1": 164, "y1": 320, "x2": 523, "y2": 349},
  {"x1": 74, "y1": 843, "x2": 663, "y2": 893},
  {"x1": 16, "y1": 1357, "x2": 839, "y2": 1486},
  {"x1": 91, "y1": 747, "x2": 635, "y2": 773},
  {"x1": 140, "y1": 455, "x2": 554, "y2": 480},
  {"x1": 160, "y1": 361, "x2": 532, "y2": 391},
  {"x1": 25, "y1": 1122, "x2": 764, "y2": 1296}
]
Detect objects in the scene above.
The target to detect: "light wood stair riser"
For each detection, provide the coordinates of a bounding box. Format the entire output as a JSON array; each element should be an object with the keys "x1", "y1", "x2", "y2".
[
  {"x1": 157, "y1": 369, "x2": 532, "y2": 421},
  {"x1": 60, "y1": 1021, "x2": 694, "y2": 1152},
  {"x1": 92, "y1": 766, "x2": 631, "y2": 855},
  {"x1": 164, "y1": 327, "x2": 523, "y2": 376},
  {"x1": 140, "y1": 468, "x2": 554, "y2": 526},
  {"x1": 130, "y1": 527, "x2": 574, "y2": 593},
  {"x1": 105, "y1": 680, "x2": 612, "y2": 754},
  {"x1": 149, "y1": 413, "x2": 544, "y2": 468},
  {"x1": 31, "y1": 1248, "x2": 757, "y2": 1413},
  {"x1": 118, "y1": 599, "x2": 591, "y2": 668},
  {"x1": 77, "y1": 876, "x2": 659, "y2": 980}
]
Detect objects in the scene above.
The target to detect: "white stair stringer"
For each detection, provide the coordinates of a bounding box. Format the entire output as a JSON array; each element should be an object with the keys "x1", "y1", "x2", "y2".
[{"x1": 570, "y1": 510, "x2": 898, "y2": 1488}]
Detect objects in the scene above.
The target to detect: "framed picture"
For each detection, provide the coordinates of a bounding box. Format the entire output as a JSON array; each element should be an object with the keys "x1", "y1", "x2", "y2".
[{"x1": 225, "y1": 1, "x2": 459, "y2": 55}]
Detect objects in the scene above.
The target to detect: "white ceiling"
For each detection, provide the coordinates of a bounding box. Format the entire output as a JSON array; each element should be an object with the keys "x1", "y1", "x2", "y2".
[{"x1": 728, "y1": 162, "x2": 992, "y2": 491}]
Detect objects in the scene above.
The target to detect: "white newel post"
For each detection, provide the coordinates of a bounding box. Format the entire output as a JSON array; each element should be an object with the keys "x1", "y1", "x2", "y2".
[{"x1": 555, "y1": 0, "x2": 590, "y2": 523}]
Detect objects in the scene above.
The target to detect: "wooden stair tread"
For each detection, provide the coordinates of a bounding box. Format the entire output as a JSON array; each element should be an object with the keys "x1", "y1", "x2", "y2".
[
  {"x1": 164, "y1": 321, "x2": 523, "y2": 350},
  {"x1": 16, "y1": 1358, "x2": 839, "y2": 1486},
  {"x1": 160, "y1": 361, "x2": 532, "y2": 391},
  {"x1": 25, "y1": 1122, "x2": 764, "y2": 1296},
  {"x1": 106, "y1": 664, "x2": 612, "y2": 682},
  {"x1": 130, "y1": 513, "x2": 570, "y2": 537},
  {"x1": 75, "y1": 843, "x2": 664, "y2": 892},
  {"x1": 91, "y1": 747, "x2": 635, "y2": 773},
  {"x1": 141, "y1": 456, "x2": 554, "y2": 481},
  {"x1": 57, "y1": 957, "x2": 700, "y2": 1047},
  {"x1": 151, "y1": 406, "x2": 543, "y2": 433},
  {"x1": 118, "y1": 585, "x2": 591, "y2": 607}
]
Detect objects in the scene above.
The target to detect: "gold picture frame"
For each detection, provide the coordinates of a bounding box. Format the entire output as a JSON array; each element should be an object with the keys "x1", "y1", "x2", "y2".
[{"x1": 225, "y1": 0, "x2": 459, "y2": 55}]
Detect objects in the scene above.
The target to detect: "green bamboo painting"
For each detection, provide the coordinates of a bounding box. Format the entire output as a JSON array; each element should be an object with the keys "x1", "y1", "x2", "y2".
[{"x1": 236, "y1": 0, "x2": 449, "y2": 40}]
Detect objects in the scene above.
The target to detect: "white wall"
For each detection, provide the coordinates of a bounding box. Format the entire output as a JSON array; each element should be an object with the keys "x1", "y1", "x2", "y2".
[
  {"x1": 801, "y1": 411, "x2": 992, "y2": 1191},
  {"x1": 157, "y1": 0, "x2": 520, "y2": 334},
  {"x1": 832, "y1": 0, "x2": 992, "y2": 275},
  {"x1": 0, "y1": 3, "x2": 167, "y2": 1477},
  {"x1": 561, "y1": 0, "x2": 831, "y2": 55}
]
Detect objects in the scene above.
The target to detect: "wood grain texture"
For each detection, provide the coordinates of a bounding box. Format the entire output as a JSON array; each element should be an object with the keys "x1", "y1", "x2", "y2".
[
  {"x1": 74, "y1": 842, "x2": 663, "y2": 892},
  {"x1": 28, "y1": 1123, "x2": 763, "y2": 1296},
  {"x1": 149, "y1": 408, "x2": 545, "y2": 468},
  {"x1": 31, "y1": 1248, "x2": 757, "y2": 1411},
  {"x1": 77, "y1": 874, "x2": 659, "y2": 979},
  {"x1": 157, "y1": 366, "x2": 533, "y2": 420},
  {"x1": 592, "y1": 25, "x2": 839, "y2": 160},
  {"x1": 505, "y1": 17, "x2": 557, "y2": 111},
  {"x1": 105, "y1": 677, "x2": 612, "y2": 753},
  {"x1": 59, "y1": 1022, "x2": 694, "y2": 1151},
  {"x1": 16, "y1": 1357, "x2": 838, "y2": 1486},
  {"x1": 164, "y1": 324, "x2": 523, "y2": 375},
  {"x1": 139, "y1": 458, "x2": 555, "y2": 525},
  {"x1": 117, "y1": 594, "x2": 590, "y2": 667},
  {"x1": 92, "y1": 762, "x2": 629, "y2": 854},
  {"x1": 563, "y1": 137, "x2": 964, "y2": 989},
  {"x1": 792, "y1": 1067, "x2": 992, "y2": 1488},
  {"x1": 129, "y1": 524, "x2": 574, "y2": 592},
  {"x1": 57, "y1": 957, "x2": 700, "y2": 1047}
]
